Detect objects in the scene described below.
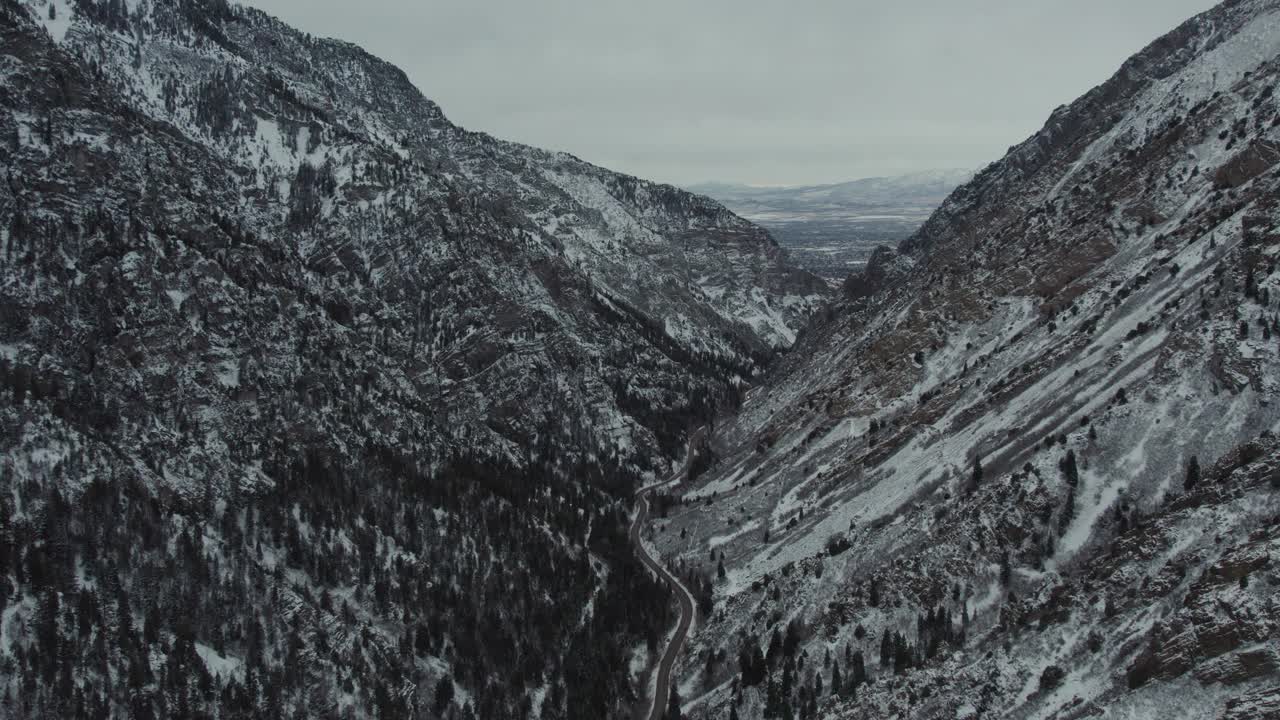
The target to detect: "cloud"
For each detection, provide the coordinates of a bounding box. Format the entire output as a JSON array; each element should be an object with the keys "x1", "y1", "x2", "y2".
[{"x1": 244, "y1": 0, "x2": 1220, "y2": 186}]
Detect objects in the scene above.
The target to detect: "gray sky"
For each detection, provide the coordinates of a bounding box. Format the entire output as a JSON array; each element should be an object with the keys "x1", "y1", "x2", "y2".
[{"x1": 245, "y1": 0, "x2": 1219, "y2": 186}]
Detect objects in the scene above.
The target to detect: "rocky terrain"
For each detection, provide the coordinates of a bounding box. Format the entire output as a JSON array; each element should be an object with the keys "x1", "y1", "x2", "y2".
[
  {"x1": 7, "y1": 0, "x2": 1280, "y2": 718},
  {"x1": 689, "y1": 171, "x2": 972, "y2": 282},
  {"x1": 651, "y1": 1, "x2": 1280, "y2": 718},
  {"x1": 0, "y1": 0, "x2": 826, "y2": 717}
]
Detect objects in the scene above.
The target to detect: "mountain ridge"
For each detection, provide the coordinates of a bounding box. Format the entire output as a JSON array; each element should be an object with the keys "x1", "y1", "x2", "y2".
[
  {"x1": 649, "y1": 1, "x2": 1280, "y2": 717},
  {"x1": 688, "y1": 169, "x2": 975, "y2": 204},
  {"x1": 0, "y1": 0, "x2": 824, "y2": 717}
]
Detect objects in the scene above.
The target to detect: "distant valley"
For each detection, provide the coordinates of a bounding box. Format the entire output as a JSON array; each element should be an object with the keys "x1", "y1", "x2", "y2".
[{"x1": 689, "y1": 169, "x2": 973, "y2": 281}]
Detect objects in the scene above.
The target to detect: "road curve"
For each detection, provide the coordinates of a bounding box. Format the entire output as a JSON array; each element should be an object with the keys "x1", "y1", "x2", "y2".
[{"x1": 631, "y1": 487, "x2": 697, "y2": 720}]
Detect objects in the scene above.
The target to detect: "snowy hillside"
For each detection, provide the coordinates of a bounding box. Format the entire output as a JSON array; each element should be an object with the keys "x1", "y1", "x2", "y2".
[
  {"x1": 649, "y1": 1, "x2": 1280, "y2": 718},
  {"x1": 0, "y1": 0, "x2": 825, "y2": 717}
]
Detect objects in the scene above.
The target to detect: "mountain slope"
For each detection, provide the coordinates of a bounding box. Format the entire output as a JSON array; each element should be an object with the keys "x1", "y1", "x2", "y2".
[
  {"x1": 0, "y1": 0, "x2": 824, "y2": 717},
  {"x1": 649, "y1": 2, "x2": 1280, "y2": 718}
]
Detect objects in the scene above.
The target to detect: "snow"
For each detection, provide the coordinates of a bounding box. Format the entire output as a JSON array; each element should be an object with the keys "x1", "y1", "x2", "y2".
[
  {"x1": 685, "y1": 464, "x2": 750, "y2": 501},
  {"x1": 529, "y1": 684, "x2": 548, "y2": 718},
  {"x1": 1057, "y1": 466, "x2": 1124, "y2": 560},
  {"x1": 708, "y1": 519, "x2": 761, "y2": 551},
  {"x1": 627, "y1": 643, "x2": 649, "y2": 688},
  {"x1": 34, "y1": 0, "x2": 75, "y2": 44},
  {"x1": 969, "y1": 578, "x2": 1004, "y2": 616},
  {"x1": 216, "y1": 359, "x2": 241, "y2": 387},
  {"x1": 0, "y1": 595, "x2": 32, "y2": 657},
  {"x1": 195, "y1": 643, "x2": 244, "y2": 681},
  {"x1": 166, "y1": 289, "x2": 189, "y2": 312},
  {"x1": 254, "y1": 118, "x2": 298, "y2": 173},
  {"x1": 27, "y1": 439, "x2": 71, "y2": 468}
]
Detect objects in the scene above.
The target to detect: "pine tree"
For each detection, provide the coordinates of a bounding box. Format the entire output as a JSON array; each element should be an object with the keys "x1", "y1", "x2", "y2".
[
  {"x1": 891, "y1": 632, "x2": 912, "y2": 675},
  {"x1": 850, "y1": 649, "x2": 866, "y2": 689},
  {"x1": 1059, "y1": 487, "x2": 1076, "y2": 537},
  {"x1": 76, "y1": 589, "x2": 98, "y2": 638},
  {"x1": 765, "y1": 675, "x2": 782, "y2": 718},
  {"x1": 434, "y1": 675, "x2": 454, "y2": 715},
  {"x1": 740, "y1": 640, "x2": 767, "y2": 687},
  {"x1": 1184, "y1": 455, "x2": 1200, "y2": 491},
  {"x1": 767, "y1": 629, "x2": 783, "y2": 669},
  {"x1": 666, "y1": 686, "x2": 682, "y2": 720},
  {"x1": 36, "y1": 590, "x2": 60, "y2": 682},
  {"x1": 1060, "y1": 450, "x2": 1079, "y2": 488},
  {"x1": 116, "y1": 586, "x2": 135, "y2": 652}
]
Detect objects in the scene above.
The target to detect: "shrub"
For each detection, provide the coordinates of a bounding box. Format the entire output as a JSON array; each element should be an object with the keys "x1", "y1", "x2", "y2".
[{"x1": 1039, "y1": 664, "x2": 1066, "y2": 692}]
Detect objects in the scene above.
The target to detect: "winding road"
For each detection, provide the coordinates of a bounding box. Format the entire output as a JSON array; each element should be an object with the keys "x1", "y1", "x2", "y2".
[{"x1": 632, "y1": 480, "x2": 697, "y2": 720}]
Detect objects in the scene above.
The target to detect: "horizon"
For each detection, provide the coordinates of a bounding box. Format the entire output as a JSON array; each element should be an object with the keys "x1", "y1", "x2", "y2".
[{"x1": 686, "y1": 167, "x2": 975, "y2": 190}]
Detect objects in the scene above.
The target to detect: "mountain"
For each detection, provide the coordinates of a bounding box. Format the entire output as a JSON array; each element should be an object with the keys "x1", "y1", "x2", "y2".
[
  {"x1": 691, "y1": 170, "x2": 975, "y2": 211},
  {"x1": 688, "y1": 170, "x2": 974, "y2": 281},
  {"x1": 653, "y1": 1, "x2": 1280, "y2": 718},
  {"x1": 0, "y1": 0, "x2": 826, "y2": 717}
]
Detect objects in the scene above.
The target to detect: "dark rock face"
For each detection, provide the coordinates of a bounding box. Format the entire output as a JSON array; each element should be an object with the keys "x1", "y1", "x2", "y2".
[
  {"x1": 1196, "y1": 649, "x2": 1280, "y2": 686},
  {"x1": 0, "y1": 0, "x2": 825, "y2": 717},
  {"x1": 1215, "y1": 138, "x2": 1280, "y2": 188},
  {"x1": 1223, "y1": 686, "x2": 1280, "y2": 719},
  {"x1": 841, "y1": 246, "x2": 901, "y2": 301}
]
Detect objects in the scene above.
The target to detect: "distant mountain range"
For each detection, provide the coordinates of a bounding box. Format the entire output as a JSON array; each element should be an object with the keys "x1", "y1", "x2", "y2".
[
  {"x1": 689, "y1": 169, "x2": 975, "y2": 212},
  {"x1": 688, "y1": 170, "x2": 975, "y2": 281}
]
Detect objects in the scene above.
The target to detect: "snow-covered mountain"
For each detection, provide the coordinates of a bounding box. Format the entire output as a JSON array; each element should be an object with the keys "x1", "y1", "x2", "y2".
[
  {"x1": 0, "y1": 0, "x2": 825, "y2": 717},
  {"x1": 653, "y1": 1, "x2": 1280, "y2": 718},
  {"x1": 689, "y1": 170, "x2": 974, "y2": 281},
  {"x1": 9, "y1": 0, "x2": 1280, "y2": 717}
]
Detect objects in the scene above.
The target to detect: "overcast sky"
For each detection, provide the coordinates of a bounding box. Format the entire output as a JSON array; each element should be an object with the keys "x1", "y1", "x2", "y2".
[{"x1": 245, "y1": 0, "x2": 1219, "y2": 187}]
